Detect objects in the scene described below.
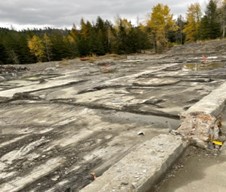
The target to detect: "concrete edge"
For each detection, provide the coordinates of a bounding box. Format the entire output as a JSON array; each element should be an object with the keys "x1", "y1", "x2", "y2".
[
  {"x1": 178, "y1": 82, "x2": 226, "y2": 148},
  {"x1": 80, "y1": 82, "x2": 226, "y2": 192},
  {"x1": 184, "y1": 82, "x2": 226, "y2": 117},
  {"x1": 80, "y1": 134, "x2": 188, "y2": 192}
]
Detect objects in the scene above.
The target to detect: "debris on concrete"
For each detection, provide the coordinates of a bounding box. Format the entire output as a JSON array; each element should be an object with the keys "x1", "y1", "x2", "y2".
[
  {"x1": 12, "y1": 92, "x2": 41, "y2": 100},
  {"x1": 178, "y1": 112, "x2": 221, "y2": 148},
  {"x1": 137, "y1": 131, "x2": 145, "y2": 136},
  {"x1": 178, "y1": 82, "x2": 226, "y2": 149},
  {"x1": 90, "y1": 172, "x2": 97, "y2": 180},
  {"x1": 0, "y1": 65, "x2": 28, "y2": 74}
]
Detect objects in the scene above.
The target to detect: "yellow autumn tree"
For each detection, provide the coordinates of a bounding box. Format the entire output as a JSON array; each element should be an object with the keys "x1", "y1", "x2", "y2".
[
  {"x1": 147, "y1": 3, "x2": 177, "y2": 52},
  {"x1": 28, "y1": 35, "x2": 45, "y2": 62},
  {"x1": 115, "y1": 17, "x2": 133, "y2": 34},
  {"x1": 183, "y1": 3, "x2": 202, "y2": 42}
]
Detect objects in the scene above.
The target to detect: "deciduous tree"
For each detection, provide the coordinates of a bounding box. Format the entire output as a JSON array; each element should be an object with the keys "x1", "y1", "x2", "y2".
[
  {"x1": 219, "y1": 0, "x2": 226, "y2": 38},
  {"x1": 183, "y1": 3, "x2": 202, "y2": 42},
  {"x1": 147, "y1": 3, "x2": 177, "y2": 52},
  {"x1": 28, "y1": 35, "x2": 45, "y2": 62},
  {"x1": 43, "y1": 33, "x2": 52, "y2": 61}
]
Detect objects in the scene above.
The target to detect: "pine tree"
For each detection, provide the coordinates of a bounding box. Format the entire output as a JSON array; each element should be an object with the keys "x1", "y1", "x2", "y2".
[
  {"x1": 0, "y1": 43, "x2": 8, "y2": 64},
  {"x1": 200, "y1": 0, "x2": 221, "y2": 39}
]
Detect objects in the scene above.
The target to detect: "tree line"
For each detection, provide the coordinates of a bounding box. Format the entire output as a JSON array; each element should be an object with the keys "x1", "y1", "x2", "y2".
[{"x1": 0, "y1": 0, "x2": 226, "y2": 64}]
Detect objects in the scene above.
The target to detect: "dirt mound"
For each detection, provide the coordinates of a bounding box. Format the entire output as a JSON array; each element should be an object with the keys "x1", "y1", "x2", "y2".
[{"x1": 168, "y1": 39, "x2": 226, "y2": 57}]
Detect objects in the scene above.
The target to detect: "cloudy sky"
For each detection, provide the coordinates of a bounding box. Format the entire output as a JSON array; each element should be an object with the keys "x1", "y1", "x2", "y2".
[{"x1": 0, "y1": 0, "x2": 208, "y2": 30}]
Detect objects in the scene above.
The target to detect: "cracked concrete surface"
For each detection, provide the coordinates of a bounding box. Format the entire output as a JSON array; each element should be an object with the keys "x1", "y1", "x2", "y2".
[{"x1": 1, "y1": 40, "x2": 226, "y2": 191}]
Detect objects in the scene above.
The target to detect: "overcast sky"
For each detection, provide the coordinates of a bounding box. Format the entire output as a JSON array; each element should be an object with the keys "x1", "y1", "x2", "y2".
[{"x1": 0, "y1": 0, "x2": 208, "y2": 30}]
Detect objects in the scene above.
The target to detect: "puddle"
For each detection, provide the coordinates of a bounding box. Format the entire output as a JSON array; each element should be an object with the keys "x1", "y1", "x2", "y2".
[{"x1": 183, "y1": 62, "x2": 225, "y2": 71}]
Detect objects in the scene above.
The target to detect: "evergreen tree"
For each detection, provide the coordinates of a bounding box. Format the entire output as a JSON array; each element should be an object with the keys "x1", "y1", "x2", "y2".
[
  {"x1": 50, "y1": 31, "x2": 71, "y2": 60},
  {"x1": 200, "y1": 0, "x2": 221, "y2": 39},
  {"x1": 77, "y1": 19, "x2": 93, "y2": 56},
  {"x1": 174, "y1": 15, "x2": 186, "y2": 44},
  {"x1": 0, "y1": 43, "x2": 8, "y2": 64}
]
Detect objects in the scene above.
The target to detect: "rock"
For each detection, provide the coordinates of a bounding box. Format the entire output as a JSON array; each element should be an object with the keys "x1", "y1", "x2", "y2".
[
  {"x1": 178, "y1": 112, "x2": 222, "y2": 149},
  {"x1": 45, "y1": 67, "x2": 56, "y2": 73},
  {"x1": 137, "y1": 131, "x2": 145, "y2": 136},
  {"x1": 39, "y1": 78, "x2": 47, "y2": 84},
  {"x1": 121, "y1": 181, "x2": 129, "y2": 186},
  {"x1": 12, "y1": 92, "x2": 41, "y2": 100},
  {"x1": 144, "y1": 98, "x2": 163, "y2": 105}
]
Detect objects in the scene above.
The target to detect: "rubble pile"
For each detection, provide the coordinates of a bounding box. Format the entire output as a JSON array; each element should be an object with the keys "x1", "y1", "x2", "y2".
[
  {"x1": 0, "y1": 65, "x2": 28, "y2": 74},
  {"x1": 0, "y1": 65, "x2": 28, "y2": 81},
  {"x1": 178, "y1": 112, "x2": 225, "y2": 149}
]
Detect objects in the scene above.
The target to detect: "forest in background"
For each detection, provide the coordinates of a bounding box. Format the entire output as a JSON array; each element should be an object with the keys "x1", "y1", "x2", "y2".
[{"x1": 0, "y1": 0, "x2": 226, "y2": 64}]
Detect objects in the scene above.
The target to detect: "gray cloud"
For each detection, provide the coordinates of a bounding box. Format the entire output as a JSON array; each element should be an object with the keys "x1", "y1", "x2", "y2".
[{"x1": 0, "y1": 0, "x2": 207, "y2": 29}]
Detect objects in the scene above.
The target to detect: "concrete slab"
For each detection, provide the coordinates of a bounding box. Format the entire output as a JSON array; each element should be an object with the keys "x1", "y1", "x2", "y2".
[
  {"x1": 0, "y1": 103, "x2": 171, "y2": 192},
  {"x1": 0, "y1": 157, "x2": 64, "y2": 192},
  {"x1": 178, "y1": 82, "x2": 226, "y2": 148},
  {"x1": 1, "y1": 41, "x2": 226, "y2": 191},
  {"x1": 185, "y1": 82, "x2": 226, "y2": 116},
  {"x1": 0, "y1": 78, "x2": 82, "y2": 98},
  {"x1": 81, "y1": 134, "x2": 187, "y2": 192}
]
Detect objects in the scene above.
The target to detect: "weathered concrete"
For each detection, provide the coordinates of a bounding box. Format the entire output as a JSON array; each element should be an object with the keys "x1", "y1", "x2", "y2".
[
  {"x1": 80, "y1": 134, "x2": 187, "y2": 192},
  {"x1": 1, "y1": 40, "x2": 226, "y2": 192},
  {"x1": 0, "y1": 157, "x2": 64, "y2": 192},
  {"x1": 80, "y1": 79, "x2": 226, "y2": 192},
  {"x1": 185, "y1": 82, "x2": 226, "y2": 116},
  {"x1": 0, "y1": 78, "x2": 82, "y2": 98},
  {"x1": 153, "y1": 107, "x2": 226, "y2": 192},
  {"x1": 156, "y1": 145, "x2": 226, "y2": 192},
  {"x1": 0, "y1": 103, "x2": 173, "y2": 192},
  {"x1": 178, "y1": 82, "x2": 226, "y2": 148}
]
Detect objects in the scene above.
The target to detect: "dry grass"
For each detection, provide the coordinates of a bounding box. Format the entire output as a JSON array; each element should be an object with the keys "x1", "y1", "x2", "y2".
[{"x1": 59, "y1": 59, "x2": 70, "y2": 65}]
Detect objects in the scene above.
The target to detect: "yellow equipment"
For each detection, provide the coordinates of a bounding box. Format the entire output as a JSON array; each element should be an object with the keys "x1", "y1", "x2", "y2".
[{"x1": 212, "y1": 140, "x2": 223, "y2": 146}]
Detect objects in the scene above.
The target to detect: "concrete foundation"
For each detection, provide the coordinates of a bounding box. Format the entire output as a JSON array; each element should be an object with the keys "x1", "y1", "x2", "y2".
[
  {"x1": 80, "y1": 134, "x2": 187, "y2": 192},
  {"x1": 1, "y1": 40, "x2": 226, "y2": 192},
  {"x1": 178, "y1": 82, "x2": 226, "y2": 148},
  {"x1": 80, "y1": 83, "x2": 226, "y2": 192}
]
